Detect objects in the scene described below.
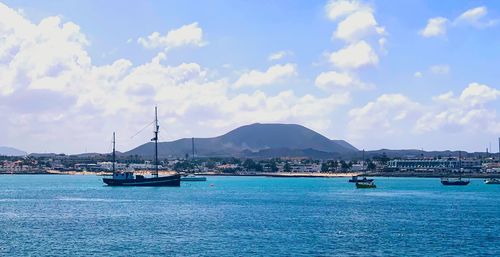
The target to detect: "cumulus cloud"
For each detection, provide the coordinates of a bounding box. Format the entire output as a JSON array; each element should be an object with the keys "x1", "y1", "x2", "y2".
[
  {"x1": 333, "y1": 9, "x2": 385, "y2": 42},
  {"x1": 325, "y1": 0, "x2": 372, "y2": 21},
  {"x1": 0, "y1": 3, "x2": 90, "y2": 96},
  {"x1": 454, "y1": 6, "x2": 498, "y2": 27},
  {"x1": 419, "y1": 17, "x2": 448, "y2": 37},
  {"x1": 0, "y1": 2, "x2": 355, "y2": 153},
  {"x1": 320, "y1": 1, "x2": 384, "y2": 96},
  {"x1": 315, "y1": 71, "x2": 371, "y2": 91},
  {"x1": 267, "y1": 50, "x2": 292, "y2": 61},
  {"x1": 329, "y1": 41, "x2": 378, "y2": 69},
  {"x1": 348, "y1": 94, "x2": 421, "y2": 138},
  {"x1": 420, "y1": 6, "x2": 498, "y2": 38},
  {"x1": 137, "y1": 22, "x2": 206, "y2": 50},
  {"x1": 416, "y1": 83, "x2": 500, "y2": 134},
  {"x1": 348, "y1": 83, "x2": 500, "y2": 140},
  {"x1": 414, "y1": 71, "x2": 423, "y2": 78},
  {"x1": 233, "y1": 63, "x2": 297, "y2": 88}
]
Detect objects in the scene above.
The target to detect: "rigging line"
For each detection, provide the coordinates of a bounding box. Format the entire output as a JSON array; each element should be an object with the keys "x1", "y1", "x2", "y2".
[{"x1": 130, "y1": 120, "x2": 155, "y2": 139}]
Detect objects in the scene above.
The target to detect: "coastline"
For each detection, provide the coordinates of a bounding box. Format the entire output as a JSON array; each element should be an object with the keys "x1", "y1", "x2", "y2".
[{"x1": 1, "y1": 170, "x2": 499, "y2": 178}]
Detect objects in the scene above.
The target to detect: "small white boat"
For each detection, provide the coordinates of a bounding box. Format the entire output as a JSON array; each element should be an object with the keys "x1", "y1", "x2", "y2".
[
  {"x1": 181, "y1": 174, "x2": 207, "y2": 182},
  {"x1": 484, "y1": 178, "x2": 500, "y2": 184}
]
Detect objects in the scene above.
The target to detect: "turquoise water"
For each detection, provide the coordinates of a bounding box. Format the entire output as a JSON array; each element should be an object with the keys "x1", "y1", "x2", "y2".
[{"x1": 0, "y1": 175, "x2": 499, "y2": 256}]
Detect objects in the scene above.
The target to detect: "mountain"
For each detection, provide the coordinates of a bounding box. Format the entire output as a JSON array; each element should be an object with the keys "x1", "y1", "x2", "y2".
[
  {"x1": 0, "y1": 146, "x2": 27, "y2": 156},
  {"x1": 125, "y1": 123, "x2": 358, "y2": 159}
]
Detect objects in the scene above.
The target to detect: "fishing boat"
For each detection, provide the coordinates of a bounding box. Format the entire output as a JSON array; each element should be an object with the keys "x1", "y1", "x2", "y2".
[
  {"x1": 356, "y1": 181, "x2": 376, "y2": 188},
  {"x1": 181, "y1": 174, "x2": 207, "y2": 182},
  {"x1": 484, "y1": 178, "x2": 500, "y2": 184},
  {"x1": 348, "y1": 175, "x2": 373, "y2": 183},
  {"x1": 440, "y1": 177, "x2": 470, "y2": 186},
  {"x1": 102, "y1": 107, "x2": 181, "y2": 187}
]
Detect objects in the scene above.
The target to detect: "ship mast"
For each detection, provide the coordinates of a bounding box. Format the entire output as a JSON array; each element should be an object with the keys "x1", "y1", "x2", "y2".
[
  {"x1": 112, "y1": 132, "x2": 116, "y2": 173},
  {"x1": 192, "y1": 137, "x2": 195, "y2": 160},
  {"x1": 153, "y1": 107, "x2": 159, "y2": 177}
]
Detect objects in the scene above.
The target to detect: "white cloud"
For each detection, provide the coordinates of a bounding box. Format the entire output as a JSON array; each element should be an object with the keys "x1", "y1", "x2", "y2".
[
  {"x1": 0, "y1": 3, "x2": 90, "y2": 96},
  {"x1": 420, "y1": 17, "x2": 448, "y2": 37},
  {"x1": 325, "y1": 0, "x2": 372, "y2": 21},
  {"x1": 315, "y1": 71, "x2": 370, "y2": 91},
  {"x1": 334, "y1": 10, "x2": 385, "y2": 42},
  {"x1": 137, "y1": 22, "x2": 206, "y2": 50},
  {"x1": 329, "y1": 40, "x2": 378, "y2": 69},
  {"x1": 349, "y1": 83, "x2": 500, "y2": 141},
  {"x1": 417, "y1": 83, "x2": 500, "y2": 134},
  {"x1": 421, "y1": 6, "x2": 498, "y2": 38},
  {"x1": 454, "y1": 6, "x2": 497, "y2": 27},
  {"x1": 0, "y1": 2, "x2": 356, "y2": 153},
  {"x1": 459, "y1": 82, "x2": 500, "y2": 106},
  {"x1": 348, "y1": 94, "x2": 421, "y2": 138},
  {"x1": 414, "y1": 71, "x2": 423, "y2": 78},
  {"x1": 268, "y1": 50, "x2": 292, "y2": 61},
  {"x1": 430, "y1": 64, "x2": 450, "y2": 75},
  {"x1": 416, "y1": 83, "x2": 499, "y2": 134},
  {"x1": 233, "y1": 63, "x2": 297, "y2": 88}
]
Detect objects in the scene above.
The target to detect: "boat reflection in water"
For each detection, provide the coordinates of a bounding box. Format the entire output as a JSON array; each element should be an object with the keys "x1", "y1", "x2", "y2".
[{"x1": 356, "y1": 181, "x2": 376, "y2": 189}]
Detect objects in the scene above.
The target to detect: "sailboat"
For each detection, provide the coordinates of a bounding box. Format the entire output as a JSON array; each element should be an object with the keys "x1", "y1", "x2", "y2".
[
  {"x1": 441, "y1": 151, "x2": 469, "y2": 186},
  {"x1": 441, "y1": 177, "x2": 470, "y2": 186},
  {"x1": 102, "y1": 107, "x2": 181, "y2": 187},
  {"x1": 180, "y1": 137, "x2": 207, "y2": 182},
  {"x1": 484, "y1": 178, "x2": 500, "y2": 184}
]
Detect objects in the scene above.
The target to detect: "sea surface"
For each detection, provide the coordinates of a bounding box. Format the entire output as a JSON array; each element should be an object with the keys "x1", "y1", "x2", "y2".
[{"x1": 0, "y1": 175, "x2": 499, "y2": 256}]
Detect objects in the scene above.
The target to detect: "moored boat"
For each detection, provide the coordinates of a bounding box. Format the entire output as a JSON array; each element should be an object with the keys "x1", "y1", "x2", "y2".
[
  {"x1": 102, "y1": 107, "x2": 181, "y2": 187},
  {"x1": 181, "y1": 174, "x2": 207, "y2": 182},
  {"x1": 441, "y1": 177, "x2": 470, "y2": 186},
  {"x1": 356, "y1": 181, "x2": 376, "y2": 188},
  {"x1": 103, "y1": 173, "x2": 181, "y2": 186},
  {"x1": 484, "y1": 178, "x2": 500, "y2": 184}
]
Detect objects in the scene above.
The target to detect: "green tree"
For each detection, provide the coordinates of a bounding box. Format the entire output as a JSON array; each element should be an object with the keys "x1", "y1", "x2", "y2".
[
  {"x1": 243, "y1": 159, "x2": 256, "y2": 170},
  {"x1": 367, "y1": 161, "x2": 376, "y2": 171},
  {"x1": 340, "y1": 160, "x2": 349, "y2": 171},
  {"x1": 270, "y1": 161, "x2": 278, "y2": 172},
  {"x1": 284, "y1": 162, "x2": 291, "y2": 172},
  {"x1": 321, "y1": 162, "x2": 329, "y2": 172}
]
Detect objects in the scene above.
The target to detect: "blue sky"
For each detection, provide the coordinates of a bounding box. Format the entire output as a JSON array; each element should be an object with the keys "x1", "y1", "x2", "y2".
[{"x1": 0, "y1": 0, "x2": 499, "y2": 153}]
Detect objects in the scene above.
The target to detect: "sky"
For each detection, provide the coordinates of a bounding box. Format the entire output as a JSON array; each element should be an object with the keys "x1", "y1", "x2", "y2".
[{"x1": 0, "y1": 0, "x2": 499, "y2": 154}]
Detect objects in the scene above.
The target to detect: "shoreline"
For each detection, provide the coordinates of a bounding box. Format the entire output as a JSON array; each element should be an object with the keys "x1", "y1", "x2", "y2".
[{"x1": 1, "y1": 170, "x2": 499, "y2": 178}]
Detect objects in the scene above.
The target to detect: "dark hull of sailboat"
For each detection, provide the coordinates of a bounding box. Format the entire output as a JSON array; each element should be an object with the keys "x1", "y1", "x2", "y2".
[
  {"x1": 103, "y1": 174, "x2": 181, "y2": 187},
  {"x1": 441, "y1": 180, "x2": 470, "y2": 186}
]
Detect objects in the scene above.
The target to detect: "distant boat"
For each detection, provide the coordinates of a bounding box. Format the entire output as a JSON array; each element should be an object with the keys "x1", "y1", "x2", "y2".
[
  {"x1": 484, "y1": 178, "x2": 500, "y2": 184},
  {"x1": 356, "y1": 181, "x2": 376, "y2": 189},
  {"x1": 179, "y1": 138, "x2": 207, "y2": 182},
  {"x1": 181, "y1": 174, "x2": 207, "y2": 182},
  {"x1": 102, "y1": 107, "x2": 181, "y2": 187},
  {"x1": 441, "y1": 151, "x2": 470, "y2": 186},
  {"x1": 349, "y1": 175, "x2": 373, "y2": 183},
  {"x1": 440, "y1": 177, "x2": 470, "y2": 186}
]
